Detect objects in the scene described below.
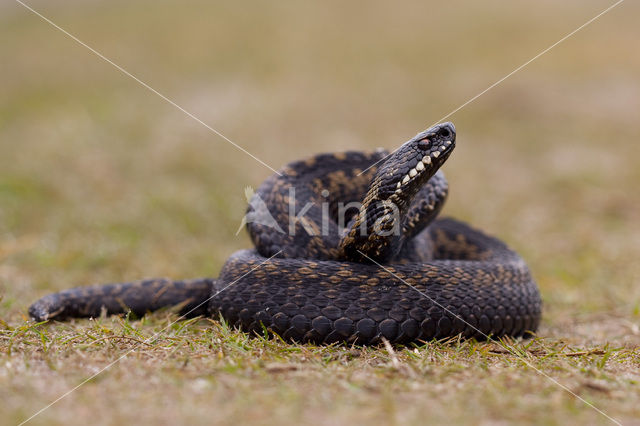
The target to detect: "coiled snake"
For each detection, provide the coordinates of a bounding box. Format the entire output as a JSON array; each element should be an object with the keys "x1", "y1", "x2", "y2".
[{"x1": 29, "y1": 122, "x2": 541, "y2": 344}]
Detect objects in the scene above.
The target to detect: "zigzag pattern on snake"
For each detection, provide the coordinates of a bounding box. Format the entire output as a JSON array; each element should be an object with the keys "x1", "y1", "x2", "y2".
[{"x1": 29, "y1": 122, "x2": 542, "y2": 345}]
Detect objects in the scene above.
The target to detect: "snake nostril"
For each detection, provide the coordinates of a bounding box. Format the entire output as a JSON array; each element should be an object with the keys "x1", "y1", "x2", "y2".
[{"x1": 439, "y1": 127, "x2": 451, "y2": 139}]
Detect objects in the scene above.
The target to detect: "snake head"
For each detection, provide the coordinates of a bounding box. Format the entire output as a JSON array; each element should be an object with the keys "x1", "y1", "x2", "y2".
[
  {"x1": 339, "y1": 122, "x2": 456, "y2": 263},
  {"x1": 377, "y1": 122, "x2": 456, "y2": 205}
]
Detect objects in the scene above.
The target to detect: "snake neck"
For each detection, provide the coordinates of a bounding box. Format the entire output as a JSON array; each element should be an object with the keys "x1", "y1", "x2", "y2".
[
  {"x1": 337, "y1": 122, "x2": 456, "y2": 264},
  {"x1": 338, "y1": 172, "x2": 424, "y2": 263}
]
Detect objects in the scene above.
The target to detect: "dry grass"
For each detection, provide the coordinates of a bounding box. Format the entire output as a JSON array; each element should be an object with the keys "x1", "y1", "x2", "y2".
[{"x1": 1, "y1": 0, "x2": 639, "y2": 424}]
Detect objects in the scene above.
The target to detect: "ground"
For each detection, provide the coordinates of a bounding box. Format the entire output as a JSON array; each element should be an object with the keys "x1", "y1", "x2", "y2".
[{"x1": 1, "y1": 1, "x2": 639, "y2": 425}]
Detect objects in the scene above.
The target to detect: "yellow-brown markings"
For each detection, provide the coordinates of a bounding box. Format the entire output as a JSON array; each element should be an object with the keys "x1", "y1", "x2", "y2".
[
  {"x1": 328, "y1": 276, "x2": 342, "y2": 284},
  {"x1": 264, "y1": 264, "x2": 278, "y2": 272},
  {"x1": 336, "y1": 269, "x2": 353, "y2": 278},
  {"x1": 333, "y1": 152, "x2": 347, "y2": 161}
]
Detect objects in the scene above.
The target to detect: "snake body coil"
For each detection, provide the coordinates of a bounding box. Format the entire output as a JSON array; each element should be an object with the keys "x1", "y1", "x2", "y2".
[{"x1": 29, "y1": 123, "x2": 541, "y2": 344}]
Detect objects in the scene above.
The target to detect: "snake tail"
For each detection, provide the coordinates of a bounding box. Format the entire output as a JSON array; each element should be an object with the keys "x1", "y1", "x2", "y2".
[{"x1": 28, "y1": 278, "x2": 215, "y2": 322}]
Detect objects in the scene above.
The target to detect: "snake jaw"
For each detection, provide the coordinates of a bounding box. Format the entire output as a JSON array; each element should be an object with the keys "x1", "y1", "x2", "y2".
[{"x1": 382, "y1": 122, "x2": 456, "y2": 204}]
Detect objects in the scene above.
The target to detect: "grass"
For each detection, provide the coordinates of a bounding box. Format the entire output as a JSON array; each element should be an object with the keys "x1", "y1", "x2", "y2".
[{"x1": 1, "y1": 0, "x2": 639, "y2": 424}]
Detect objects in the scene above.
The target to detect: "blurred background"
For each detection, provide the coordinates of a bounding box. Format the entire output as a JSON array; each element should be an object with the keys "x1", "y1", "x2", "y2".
[
  {"x1": 2, "y1": 1, "x2": 640, "y2": 424},
  {"x1": 1, "y1": 1, "x2": 639, "y2": 342}
]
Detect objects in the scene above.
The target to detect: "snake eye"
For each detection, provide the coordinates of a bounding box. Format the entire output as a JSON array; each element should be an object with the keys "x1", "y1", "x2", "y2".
[{"x1": 417, "y1": 139, "x2": 430, "y2": 150}]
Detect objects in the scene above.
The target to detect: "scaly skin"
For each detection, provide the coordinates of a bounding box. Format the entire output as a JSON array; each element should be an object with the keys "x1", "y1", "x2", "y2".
[{"x1": 29, "y1": 122, "x2": 542, "y2": 345}]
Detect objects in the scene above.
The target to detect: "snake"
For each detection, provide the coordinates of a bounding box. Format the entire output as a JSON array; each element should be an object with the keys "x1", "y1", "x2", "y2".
[{"x1": 29, "y1": 122, "x2": 542, "y2": 345}]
